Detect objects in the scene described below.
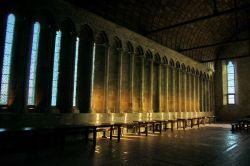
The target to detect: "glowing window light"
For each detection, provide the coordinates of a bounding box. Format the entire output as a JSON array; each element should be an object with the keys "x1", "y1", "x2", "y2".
[
  {"x1": 27, "y1": 22, "x2": 40, "y2": 105},
  {"x1": 227, "y1": 61, "x2": 235, "y2": 104},
  {"x1": 73, "y1": 37, "x2": 80, "y2": 106},
  {"x1": 90, "y1": 43, "x2": 96, "y2": 109},
  {"x1": 0, "y1": 14, "x2": 15, "y2": 105},
  {"x1": 51, "y1": 30, "x2": 62, "y2": 106}
]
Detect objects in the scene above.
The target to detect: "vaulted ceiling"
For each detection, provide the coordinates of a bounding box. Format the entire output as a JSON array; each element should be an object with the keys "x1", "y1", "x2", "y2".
[{"x1": 66, "y1": 0, "x2": 250, "y2": 62}]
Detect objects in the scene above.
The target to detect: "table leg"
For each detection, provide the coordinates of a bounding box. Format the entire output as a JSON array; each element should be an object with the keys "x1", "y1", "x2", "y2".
[
  {"x1": 118, "y1": 126, "x2": 121, "y2": 141},
  {"x1": 160, "y1": 122, "x2": 162, "y2": 134},
  {"x1": 93, "y1": 128, "x2": 97, "y2": 146},
  {"x1": 110, "y1": 126, "x2": 113, "y2": 140},
  {"x1": 138, "y1": 123, "x2": 141, "y2": 135}
]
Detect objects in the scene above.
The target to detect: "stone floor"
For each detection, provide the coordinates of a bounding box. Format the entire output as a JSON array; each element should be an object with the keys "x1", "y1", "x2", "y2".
[{"x1": 1, "y1": 123, "x2": 250, "y2": 166}]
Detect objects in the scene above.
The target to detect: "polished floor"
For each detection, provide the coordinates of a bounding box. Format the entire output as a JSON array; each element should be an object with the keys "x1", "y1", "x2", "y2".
[{"x1": 1, "y1": 124, "x2": 250, "y2": 166}]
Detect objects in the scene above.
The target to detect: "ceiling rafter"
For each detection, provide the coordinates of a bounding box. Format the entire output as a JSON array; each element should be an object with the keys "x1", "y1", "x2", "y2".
[
  {"x1": 180, "y1": 38, "x2": 249, "y2": 52},
  {"x1": 145, "y1": 4, "x2": 250, "y2": 35}
]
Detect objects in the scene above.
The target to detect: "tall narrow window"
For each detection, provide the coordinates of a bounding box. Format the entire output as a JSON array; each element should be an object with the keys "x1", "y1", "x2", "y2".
[
  {"x1": 27, "y1": 22, "x2": 40, "y2": 105},
  {"x1": 227, "y1": 61, "x2": 236, "y2": 104},
  {"x1": 51, "y1": 30, "x2": 62, "y2": 106},
  {"x1": 73, "y1": 37, "x2": 79, "y2": 106},
  {"x1": 0, "y1": 14, "x2": 15, "y2": 105},
  {"x1": 90, "y1": 43, "x2": 96, "y2": 109}
]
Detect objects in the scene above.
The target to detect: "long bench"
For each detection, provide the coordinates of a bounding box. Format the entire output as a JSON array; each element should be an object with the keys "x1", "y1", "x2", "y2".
[{"x1": 0, "y1": 122, "x2": 124, "y2": 152}]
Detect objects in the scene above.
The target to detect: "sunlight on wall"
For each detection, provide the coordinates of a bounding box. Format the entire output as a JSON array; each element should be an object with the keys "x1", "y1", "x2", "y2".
[
  {"x1": 139, "y1": 113, "x2": 142, "y2": 121},
  {"x1": 96, "y1": 113, "x2": 100, "y2": 123},
  {"x1": 124, "y1": 113, "x2": 127, "y2": 123}
]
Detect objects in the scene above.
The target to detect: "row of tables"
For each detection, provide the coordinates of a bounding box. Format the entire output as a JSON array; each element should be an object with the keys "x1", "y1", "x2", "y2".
[
  {"x1": 232, "y1": 117, "x2": 250, "y2": 131},
  {"x1": 132, "y1": 116, "x2": 216, "y2": 135},
  {"x1": 0, "y1": 123, "x2": 123, "y2": 149},
  {"x1": 176, "y1": 116, "x2": 216, "y2": 130},
  {"x1": 0, "y1": 116, "x2": 216, "y2": 150}
]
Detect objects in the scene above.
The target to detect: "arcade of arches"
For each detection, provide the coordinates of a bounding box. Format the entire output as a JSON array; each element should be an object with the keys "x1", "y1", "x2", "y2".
[{"x1": 1, "y1": 0, "x2": 246, "y2": 126}]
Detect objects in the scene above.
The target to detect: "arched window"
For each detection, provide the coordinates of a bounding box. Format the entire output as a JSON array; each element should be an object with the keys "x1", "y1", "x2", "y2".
[
  {"x1": 73, "y1": 37, "x2": 79, "y2": 106},
  {"x1": 27, "y1": 22, "x2": 40, "y2": 105},
  {"x1": 90, "y1": 43, "x2": 96, "y2": 108},
  {"x1": 51, "y1": 30, "x2": 62, "y2": 106},
  {"x1": 227, "y1": 61, "x2": 236, "y2": 104},
  {"x1": 0, "y1": 13, "x2": 15, "y2": 105}
]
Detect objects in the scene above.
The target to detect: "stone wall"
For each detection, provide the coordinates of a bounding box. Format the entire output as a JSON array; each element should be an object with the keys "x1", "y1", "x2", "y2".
[
  {"x1": 0, "y1": 0, "x2": 214, "y2": 127},
  {"x1": 215, "y1": 40, "x2": 250, "y2": 121}
]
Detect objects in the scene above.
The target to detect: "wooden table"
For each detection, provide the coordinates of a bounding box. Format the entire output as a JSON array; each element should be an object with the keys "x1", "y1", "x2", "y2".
[
  {"x1": 0, "y1": 123, "x2": 123, "y2": 149},
  {"x1": 154, "y1": 120, "x2": 169, "y2": 133},
  {"x1": 75, "y1": 123, "x2": 123, "y2": 146},
  {"x1": 206, "y1": 116, "x2": 216, "y2": 124},
  {"x1": 177, "y1": 118, "x2": 187, "y2": 130},
  {"x1": 167, "y1": 120, "x2": 176, "y2": 131},
  {"x1": 190, "y1": 117, "x2": 201, "y2": 128},
  {"x1": 133, "y1": 120, "x2": 156, "y2": 136},
  {"x1": 237, "y1": 118, "x2": 250, "y2": 130}
]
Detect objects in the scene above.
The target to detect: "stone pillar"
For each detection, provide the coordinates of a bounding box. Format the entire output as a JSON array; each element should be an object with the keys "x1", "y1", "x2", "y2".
[
  {"x1": 165, "y1": 65, "x2": 169, "y2": 113},
  {"x1": 104, "y1": 44, "x2": 110, "y2": 113},
  {"x1": 129, "y1": 52, "x2": 134, "y2": 113},
  {"x1": 176, "y1": 68, "x2": 181, "y2": 112},
  {"x1": 203, "y1": 77, "x2": 207, "y2": 112},
  {"x1": 207, "y1": 79, "x2": 211, "y2": 112},
  {"x1": 140, "y1": 56, "x2": 144, "y2": 112},
  {"x1": 183, "y1": 70, "x2": 187, "y2": 113},
  {"x1": 150, "y1": 60, "x2": 153, "y2": 112},
  {"x1": 56, "y1": 24, "x2": 76, "y2": 113},
  {"x1": 188, "y1": 72, "x2": 192, "y2": 112},
  {"x1": 172, "y1": 67, "x2": 176, "y2": 112},
  {"x1": 10, "y1": 16, "x2": 32, "y2": 112},
  {"x1": 117, "y1": 49, "x2": 123, "y2": 113},
  {"x1": 196, "y1": 74, "x2": 200, "y2": 112},
  {"x1": 78, "y1": 32, "x2": 94, "y2": 113},
  {"x1": 158, "y1": 63, "x2": 162, "y2": 112},
  {"x1": 35, "y1": 24, "x2": 55, "y2": 113},
  {"x1": 211, "y1": 76, "x2": 215, "y2": 112},
  {"x1": 206, "y1": 77, "x2": 209, "y2": 112},
  {"x1": 204, "y1": 78, "x2": 207, "y2": 112},
  {"x1": 193, "y1": 72, "x2": 196, "y2": 112},
  {"x1": 200, "y1": 76, "x2": 204, "y2": 112}
]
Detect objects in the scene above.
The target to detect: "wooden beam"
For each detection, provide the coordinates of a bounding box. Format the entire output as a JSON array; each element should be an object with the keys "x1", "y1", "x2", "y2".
[
  {"x1": 146, "y1": 5, "x2": 250, "y2": 35},
  {"x1": 201, "y1": 55, "x2": 250, "y2": 62},
  {"x1": 179, "y1": 38, "x2": 249, "y2": 52}
]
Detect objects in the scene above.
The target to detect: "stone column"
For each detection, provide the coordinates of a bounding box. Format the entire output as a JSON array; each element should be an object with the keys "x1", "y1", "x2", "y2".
[
  {"x1": 57, "y1": 27, "x2": 76, "y2": 113},
  {"x1": 172, "y1": 67, "x2": 176, "y2": 112},
  {"x1": 104, "y1": 44, "x2": 111, "y2": 113},
  {"x1": 204, "y1": 78, "x2": 207, "y2": 112},
  {"x1": 117, "y1": 49, "x2": 123, "y2": 113},
  {"x1": 196, "y1": 74, "x2": 200, "y2": 112},
  {"x1": 178, "y1": 69, "x2": 181, "y2": 112},
  {"x1": 158, "y1": 63, "x2": 162, "y2": 112},
  {"x1": 203, "y1": 77, "x2": 207, "y2": 112},
  {"x1": 208, "y1": 78, "x2": 211, "y2": 112},
  {"x1": 140, "y1": 56, "x2": 144, "y2": 112},
  {"x1": 211, "y1": 76, "x2": 215, "y2": 112},
  {"x1": 179, "y1": 70, "x2": 183, "y2": 113},
  {"x1": 188, "y1": 72, "x2": 192, "y2": 112},
  {"x1": 165, "y1": 65, "x2": 169, "y2": 113},
  {"x1": 150, "y1": 60, "x2": 153, "y2": 112},
  {"x1": 206, "y1": 77, "x2": 209, "y2": 112},
  {"x1": 183, "y1": 70, "x2": 187, "y2": 113},
  {"x1": 200, "y1": 76, "x2": 204, "y2": 112},
  {"x1": 193, "y1": 72, "x2": 196, "y2": 112},
  {"x1": 11, "y1": 16, "x2": 32, "y2": 112},
  {"x1": 129, "y1": 52, "x2": 134, "y2": 113}
]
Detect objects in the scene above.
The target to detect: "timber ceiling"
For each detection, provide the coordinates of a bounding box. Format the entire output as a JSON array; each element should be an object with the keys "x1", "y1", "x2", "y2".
[{"x1": 66, "y1": 0, "x2": 250, "y2": 62}]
